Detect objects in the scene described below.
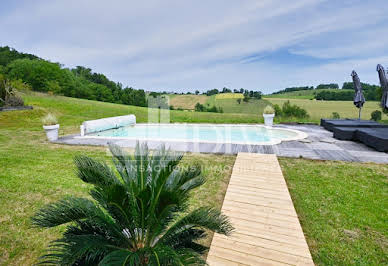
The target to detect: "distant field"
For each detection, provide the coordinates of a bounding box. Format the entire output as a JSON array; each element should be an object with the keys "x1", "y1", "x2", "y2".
[
  {"x1": 168, "y1": 93, "x2": 269, "y2": 115},
  {"x1": 265, "y1": 89, "x2": 352, "y2": 99},
  {"x1": 168, "y1": 94, "x2": 207, "y2": 110},
  {"x1": 207, "y1": 96, "x2": 270, "y2": 115},
  {"x1": 265, "y1": 98, "x2": 388, "y2": 122},
  {"x1": 215, "y1": 93, "x2": 243, "y2": 99}
]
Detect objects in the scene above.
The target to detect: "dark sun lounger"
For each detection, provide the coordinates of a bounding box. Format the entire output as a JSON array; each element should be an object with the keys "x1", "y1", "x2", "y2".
[
  {"x1": 332, "y1": 127, "x2": 358, "y2": 140},
  {"x1": 356, "y1": 128, "x2": 388, "y2": 152},
  {"x1": 332, "y1": 126, "x2": 388, "y2": 151},
  {"x1": 321, "y1": 119, "x2": 388, "y2": 132}
]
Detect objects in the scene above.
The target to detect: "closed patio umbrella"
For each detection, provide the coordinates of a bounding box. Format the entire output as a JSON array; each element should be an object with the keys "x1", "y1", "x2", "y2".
[
  {"x1": 351, "y1": 70, "x2": 365, "y2": 119},
  {"x1": 377, "y1": 64, "x2": 388, "y2": 111}
]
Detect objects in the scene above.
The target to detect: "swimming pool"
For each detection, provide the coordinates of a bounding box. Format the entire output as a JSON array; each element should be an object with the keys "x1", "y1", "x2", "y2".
[{"x1": 86, "y1": 124, "x2": 307, "y2": 145}]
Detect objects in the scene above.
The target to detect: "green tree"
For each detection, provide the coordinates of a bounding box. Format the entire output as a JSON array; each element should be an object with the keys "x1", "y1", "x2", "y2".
[
  {"x1": 7, "y1": 59, "x2": 63, "y2": 92},
  {"x1": 32, "y1": 143, "x2": 233, "y2": 265},
  {"x1": 195, "y1": 102, "x2": 205, "y2": 111}
]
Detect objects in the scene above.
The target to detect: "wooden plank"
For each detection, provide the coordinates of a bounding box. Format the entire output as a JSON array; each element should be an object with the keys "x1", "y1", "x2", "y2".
[
  {"x1": 206, "y1": 255, "x2": 243, "y2": 266},
  {"x1": 207, "y1": 153, "x2": 314, "y2": 265},
  {"x1": 211, "y1": 236, "x2": 314, "y2": 265}
]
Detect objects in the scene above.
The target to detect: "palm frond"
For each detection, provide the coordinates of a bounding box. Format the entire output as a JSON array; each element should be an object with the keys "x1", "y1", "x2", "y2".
[
  {"x1": 98, "y1": 249, "x2": 140, "y2": 265},
  {"x1": 159, "y1": 207, "x2": 234, "y2": 246},
  {"x1": 74, "y1": 155, "x2": 120, "y2": 187},
  {"x1": 31, "y1": 196, "x2": 104, "y2": 228}
]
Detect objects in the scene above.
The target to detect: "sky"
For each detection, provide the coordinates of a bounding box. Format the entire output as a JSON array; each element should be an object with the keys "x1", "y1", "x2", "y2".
[{"x1": 1, "y1": 0, "x2": 388, "y2": 94}]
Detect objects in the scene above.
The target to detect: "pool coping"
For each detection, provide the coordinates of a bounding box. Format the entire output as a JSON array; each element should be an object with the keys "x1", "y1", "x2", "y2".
[{"x1": 78, "y1": 123, "x2": 308, "y2": 146}]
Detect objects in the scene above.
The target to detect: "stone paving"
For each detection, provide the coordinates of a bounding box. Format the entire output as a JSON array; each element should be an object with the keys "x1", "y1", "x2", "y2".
[
  {"x1": 55, "y1": 124, "x2": 388, "y2": 164},
  {"x1": 276, "y1": 124, "x2": 388, "y2": 164}
]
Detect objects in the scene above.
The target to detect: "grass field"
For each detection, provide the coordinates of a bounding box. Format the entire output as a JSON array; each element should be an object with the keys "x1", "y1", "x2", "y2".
[
  {"x1": 0, "y1": 93, "x2": 236, "y2": 265},
  {"x1": 0, "y1": 92, "x2": 387, "y2": 265},
  {"x1": 265, "y1": 98, "x2": 388, "y2": 122},
  {"x1": 215, "y1": 93, "x2": 243, "y2": 99},
  {"x1": 264, "y1": 89, "x2": 351, "y2": 99},
  {"x1": 166, "y1": 93, "x2": 270, "y2": 116},
  {"x1": 168, "y1": 94, "x2": 208, "y2": 110},
  {"x1": 207, "y1": 96, "x2": 270, "y2": 115},
  {"x1": 281, "y1": 158, "x2": 388, "y2": 265}
]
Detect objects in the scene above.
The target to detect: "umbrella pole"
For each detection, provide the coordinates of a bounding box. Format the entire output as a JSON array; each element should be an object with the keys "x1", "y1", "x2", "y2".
[{"x1": 359, "y1": 107, "x2": 362, "y2": 120}]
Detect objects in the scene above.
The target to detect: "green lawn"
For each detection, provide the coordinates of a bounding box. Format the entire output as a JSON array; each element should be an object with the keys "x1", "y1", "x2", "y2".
[
  {"x1": 281, "y1": 158, "x2": 388, "y2": 265},
  {"x1": 0, "y1": 92, "x2": 387, "y2": 265},
  {"x1": 0, "y1": 94, "x2": 236, "y2": 264}
]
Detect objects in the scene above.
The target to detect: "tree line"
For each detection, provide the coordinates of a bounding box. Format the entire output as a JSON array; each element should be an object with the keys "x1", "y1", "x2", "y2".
[
  {"x1": 0, "y1": 46, "x2": 147, "y2": 107},
  {"x1": 270, "y1": 82, "x2": 382, "y2": 101},
  {"x1": 315, "y1": 83, "x2": 382, "y2": 101}
]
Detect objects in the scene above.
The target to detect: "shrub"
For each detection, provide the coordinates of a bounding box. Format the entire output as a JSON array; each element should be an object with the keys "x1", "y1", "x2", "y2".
[
  {"x1": 263, "y1": 105, "x2": 275, "y2": 114},
  {"x1": 332, "y1": 112, "x2": 340, "y2": 119},
  {"x1": 195, "y1": 102, "x2": 205, "y2": 112},
  {"x1": 0, "y1": 77, "x2": 25, "y2": 107},
  {"x1": 41, "y1": 113, "x2": 58, "y2": 125},
  {"x1": 273, "y1": 104, "x2": 282, "y2": 116},
  {"x1": 243, "y1": 95, "x2": 249, "y2": 102},
  {"x1": 371, "y1": 110, "x2": 382, "y2": 121},
  {"x1": 195, "y1": 102, "x2": 222, "y2": 113},
  {"x1": 5, "y1": 94, "x2": 24, "y2": 107},
  {"x1": 280, "y1": 101, "x2": 309, "y2": 118},
  {"x1": 31, "y1": 143, "x2": 233, "y2": 265}
]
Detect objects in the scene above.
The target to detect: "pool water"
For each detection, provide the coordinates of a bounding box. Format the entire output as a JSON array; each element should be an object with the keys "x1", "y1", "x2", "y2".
[{"x1": 89, "y1": 124, "x2": 306, "y2": 145}]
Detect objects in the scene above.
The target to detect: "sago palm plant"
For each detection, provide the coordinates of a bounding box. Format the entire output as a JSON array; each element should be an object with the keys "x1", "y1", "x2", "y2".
[{"x1": 32, "y1": 143, "x2": 233, "y2": 265}]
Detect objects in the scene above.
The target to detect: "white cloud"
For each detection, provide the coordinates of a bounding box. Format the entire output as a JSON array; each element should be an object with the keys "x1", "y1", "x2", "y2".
[{"x1": 1, "y1": 0, "x2": 388, "y2": 92}]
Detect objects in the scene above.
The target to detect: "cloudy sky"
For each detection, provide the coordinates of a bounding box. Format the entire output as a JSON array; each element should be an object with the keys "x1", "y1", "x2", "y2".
[{"x1": 1, "y1": 0, "x2": 388, "y2": 93}]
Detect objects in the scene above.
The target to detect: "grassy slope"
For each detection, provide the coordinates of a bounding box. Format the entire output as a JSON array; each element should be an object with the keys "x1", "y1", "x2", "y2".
[
  {"x1": 206, "y1": 95, "x2": 270, "y2": 115},
  {"x1": 215, "y1": 93, "x2": 243, "y2": 99},
  {"x1": 0, "y1": 92, "x2": 236, "y2": 265},
  {"x1": 265, "y1": 98, "x2": 388, "y2": 122},
  {"x1": 281, "y1": 158, "x2": 388, "y2": 265},
  {"x1": 167, "y1": 93, "x2": 269, "y2": 116},
  {"x1": 168, "y1": 94, "x2": 208, "y2": 110},
  {"x1": 264, "y1": 89, "x2": 353, "y2": 99},
  {"x1": 0, "y1": 92, "x2": 387, "y2": 265}
]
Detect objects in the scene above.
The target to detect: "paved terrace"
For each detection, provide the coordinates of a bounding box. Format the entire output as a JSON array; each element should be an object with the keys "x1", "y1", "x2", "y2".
[
  {"x1": 207, "y1": 153, "x2": 314, "y2": 265},
  {"x1": 55, "y1": 124, "x2": 388, "y2": 164}
]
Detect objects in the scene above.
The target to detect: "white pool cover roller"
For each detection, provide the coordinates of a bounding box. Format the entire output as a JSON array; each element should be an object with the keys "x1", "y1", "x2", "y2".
[{"x1": 80, "y1": 114, "x2": 136, "y2": 136}]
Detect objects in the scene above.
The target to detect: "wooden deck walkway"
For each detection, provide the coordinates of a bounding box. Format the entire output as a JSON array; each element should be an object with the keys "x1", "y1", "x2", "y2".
[{"x1": 207, "y1": 153, "x2": 314, "y2": 265}]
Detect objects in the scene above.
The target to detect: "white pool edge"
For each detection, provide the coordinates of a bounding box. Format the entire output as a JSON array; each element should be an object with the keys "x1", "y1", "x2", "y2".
[{"x1": 75, "y1": 123, "x2": 308, "y2": 146}]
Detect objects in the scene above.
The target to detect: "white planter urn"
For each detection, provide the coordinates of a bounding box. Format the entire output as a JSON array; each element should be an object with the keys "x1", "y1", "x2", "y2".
[
  {"x1": 263, "y1": 113, "x2": 275, "y2": 127},
  {"x1": 43, "y1": 124, "x2": 59, "y2": 141}
]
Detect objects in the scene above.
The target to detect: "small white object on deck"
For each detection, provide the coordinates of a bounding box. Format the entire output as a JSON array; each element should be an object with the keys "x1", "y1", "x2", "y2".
[{"x1": 80, "y1": 114, "x2": 136, "y2": 136}]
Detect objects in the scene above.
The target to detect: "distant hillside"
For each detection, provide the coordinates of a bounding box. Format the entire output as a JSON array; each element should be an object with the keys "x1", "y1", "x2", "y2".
[
  {"x1": 264, "y1": 89, "x2": 338, "y2": 99},
  {"x1": 168, "y1": 93, "x2": 270, "y2": 115},
  {"x1": 267, "y1": 82, "x2": 381, "y2": 101},
  {"x1": 0, "y1": 46, "x2": 147, "y2": 107}
]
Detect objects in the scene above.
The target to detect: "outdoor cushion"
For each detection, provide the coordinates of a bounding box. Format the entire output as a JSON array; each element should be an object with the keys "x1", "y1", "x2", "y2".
[
  {"x1": 355, "y1": 128, "x2": 388, "y2": 152},
  {"x1": 321, "y1": 119, "x2": 388, "y2": 132},
  {"x1": 332, "y1": 127, "x2": 358, "y2": 140}
]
